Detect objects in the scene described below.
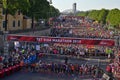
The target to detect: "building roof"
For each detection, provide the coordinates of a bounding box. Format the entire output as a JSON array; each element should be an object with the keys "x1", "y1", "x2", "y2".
[{"x1": 23, "y1": 15, "x2": 31, "y2": 19}]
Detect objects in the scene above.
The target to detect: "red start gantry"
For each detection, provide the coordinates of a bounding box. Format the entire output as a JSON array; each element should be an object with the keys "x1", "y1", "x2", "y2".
[{"x1": 7, "y1": 34, "x2": 115, "y2": 47}]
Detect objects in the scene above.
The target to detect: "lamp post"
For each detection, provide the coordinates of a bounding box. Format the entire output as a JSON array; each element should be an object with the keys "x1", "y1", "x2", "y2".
[
  {"x1": 29, "y1": 0, "x2": 35, "y2": 33},
  {"x1": 4, "y1": 0, "x2": 8, "y2": 31},
  {"x1": 3, "y1": 0, "x2": 9, "y2": 56},
  {"x1": 31, "y1": 12, "x2": 34, "y2": 33}
]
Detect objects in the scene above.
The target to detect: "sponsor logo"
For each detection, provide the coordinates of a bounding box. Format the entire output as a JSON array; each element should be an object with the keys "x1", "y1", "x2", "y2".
[{"x1": 10, "y1": 37, "x2": 17, "y2": 40}]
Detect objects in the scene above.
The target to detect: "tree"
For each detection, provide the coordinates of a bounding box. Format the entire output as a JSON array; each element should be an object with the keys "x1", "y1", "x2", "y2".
[
  {"x1": 0, "y1": 0, "x2": 30, "y2": 15},
  {"x1": 49, "y1": 5, "x2": 60, "y2": 17},
  {"x1": 23, "y1": 0, "x2": 60, "y2": 20},
  {"x1": 98, "y1": 9, "x2": 109, "y2": 24},
  {"x1": 77, "y1": 11, "x2": 89, "y2": 17},
  {"x1": 76, "y1": 8, "x2": 120, "y2": 28},
  {"x1": 106, "y1": 8, "x2": 120, "y2": 28},
  {"x1": 88, "y1": 10, "x2": 100, "y2": 21}
]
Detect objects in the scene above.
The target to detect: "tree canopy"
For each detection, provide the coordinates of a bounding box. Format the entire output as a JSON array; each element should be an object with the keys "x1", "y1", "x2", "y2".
[
  {"x1": 0, "y1": 0, "x2": 60, "y2": 19},
  {"x1": 98, "y1": 9, "x2": 109, "y2": 24},
  {"x1": 106, "y1": 8, "x2": 120, "y2": 27},
  {"x1": 0, "y1": 0, "x2": 30, "y2": 15},
  {"x1": 24, "y1": 0, "x2": 60, "y2": 20},
  {"x1": 77, "y1": 8, "x2": 120, "y2": 28},
  {"x1": 87, "y1": 10, "x2": 100, "y2": 21},
  {"x1": 77, "y1": 11, "x2": 89, "y2": 17}
]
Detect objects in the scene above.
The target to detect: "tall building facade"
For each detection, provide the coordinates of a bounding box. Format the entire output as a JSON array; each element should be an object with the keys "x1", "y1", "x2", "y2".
[{"x1": 73, "y1": 3, "x2": 76, "y2": 16}]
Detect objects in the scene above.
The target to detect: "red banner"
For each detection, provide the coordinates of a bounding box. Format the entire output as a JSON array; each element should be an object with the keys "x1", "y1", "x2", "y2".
[{"x1": 7, "y1": 35, "x2": 115, "y2": 46}]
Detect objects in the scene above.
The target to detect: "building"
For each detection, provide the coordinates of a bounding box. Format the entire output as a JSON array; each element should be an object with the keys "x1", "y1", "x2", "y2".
[
  {"x1": 0, "y1": 9, "x2": 23, "y2": 31},
  {"x1": 23, "y1": 16, "x2": 32, "y2": 30},
  {"x1": 73, "y1": 3, "x2": 77, "y2": 16},
  {"x1": 0, "y1": 4, "x2": 32, "y2": 32}
]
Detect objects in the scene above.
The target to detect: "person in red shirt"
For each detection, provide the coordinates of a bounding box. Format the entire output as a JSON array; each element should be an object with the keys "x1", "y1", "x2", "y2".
[
  {"x1": 0, "y1": 56, "x2": 2, "y2": 62},
  {"x1": 79, "y1": 66, "x2": 83, "y2": 75},
  {"x1": 106, "y1": 65, "x2": 112, "y2": 73},
  {"x1": 0, "y1": 62, "x2": 4, "y2": 78}
]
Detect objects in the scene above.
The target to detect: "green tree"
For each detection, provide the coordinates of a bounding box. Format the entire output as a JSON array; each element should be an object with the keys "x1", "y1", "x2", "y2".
[
  {"x1": 106, "y1": 8, "x2": 120, "y2": 28},
  {"x1": 88, "y1": 10, "x2": 100, "y2": 21},
  {"x1": 77, "y1": 11, "x2": 89, "y2": 17},
  {"x1": 0, "y1": 0, "x2": 30, "y2": 15},
  {"x1": 98, "y1": 9, "x2": 109, "y2": 24},
  {"x1": 49, "y1": 5, "x2": 60, "y2": 17},
  {"x1": 76, "y1": 8, "x2": 120, "y2": 28},
  {"x1": 24, "y1": 0, "x2": 60, "y2": 20}
]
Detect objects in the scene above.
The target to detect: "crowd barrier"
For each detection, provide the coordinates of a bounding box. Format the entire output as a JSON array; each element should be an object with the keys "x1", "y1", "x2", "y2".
[
  {"x1": 0, "y1": 53, "x2": 42, "y2": 78},
  {"x1": 0, "y1": 63, "x2": 21, "y2": 78}
]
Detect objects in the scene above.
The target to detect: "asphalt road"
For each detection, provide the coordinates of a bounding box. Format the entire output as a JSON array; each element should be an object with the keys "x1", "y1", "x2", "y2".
[
  {"x1": 41, "y1": 54, "x2": 108, "y2": 69},
  {"x1": 17, "y1": 28, "x2": 51, "y2": 36},
  {"x1": 1, "y1": 55, "x2": 108, "y2": 80}
]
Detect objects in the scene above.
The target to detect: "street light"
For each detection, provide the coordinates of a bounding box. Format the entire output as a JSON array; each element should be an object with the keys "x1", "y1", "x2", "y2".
[
  {"x1": 3, "y1": 0, "x2": 9, "y2": 56},
  {"x1": 4, "y1": 1, "x2": 8, "y2": 31}
]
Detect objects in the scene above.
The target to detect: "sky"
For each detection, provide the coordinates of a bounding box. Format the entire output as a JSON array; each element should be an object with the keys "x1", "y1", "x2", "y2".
[{"x1": 48, "y1": 0, "x2": 120, "y2": 12}]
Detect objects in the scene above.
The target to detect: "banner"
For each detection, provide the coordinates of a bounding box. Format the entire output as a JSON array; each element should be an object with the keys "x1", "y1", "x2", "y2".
[{"x1": 7, "y1": 35, "x2": 115, "y2": 46}]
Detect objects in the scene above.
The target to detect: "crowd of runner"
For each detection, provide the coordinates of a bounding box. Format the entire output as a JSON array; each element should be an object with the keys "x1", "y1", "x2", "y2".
[
  {"x1": 7, "y1": 42, "x2": 115, "y2": 58},
  {"x1": 50, "y1": 16, "x2": 115, "y2": 39},
  {"x1": 23, "y1": 60, "x2": 104, "y2": 78},
  {"x1": 0, "y1": 47, "x2": 38, "y2": 78},
  {"x1": 0, "y1": 46, "x2": 104, "y2": 78},
  {"x1": 0, "y1": 40, "x2": 114, "y2": 72},
  {"x1": 111, "y1": 49, "x2": 120, "y2": 79},
  {"x1": 0, "y1": 16, "x2": 119, "y2": 79}
]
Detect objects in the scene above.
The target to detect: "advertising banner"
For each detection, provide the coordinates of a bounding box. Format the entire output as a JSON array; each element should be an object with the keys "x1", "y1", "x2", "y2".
[{"x1": 7, "y1": 35, "x2": 115, "y2": 46}]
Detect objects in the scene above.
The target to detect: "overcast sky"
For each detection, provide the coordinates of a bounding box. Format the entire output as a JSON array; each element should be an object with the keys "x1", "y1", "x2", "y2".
[{"x1": 48, "y1": 0, "x2": 120, "y2": 12}]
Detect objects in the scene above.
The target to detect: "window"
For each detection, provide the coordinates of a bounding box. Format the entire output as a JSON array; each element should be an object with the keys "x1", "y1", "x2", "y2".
[
  {"x1": 2, "y1": 8, "x2": 5, "y2": 15},
  {"x1": 13, "y1": 21, "x2": 15, "y2": 27},
  {"x1": 2, "y1": 21, "x2": 5, "y2": 28},
  {"x1": 18, "y1": 20, "x2": 20, "y2": 27}
]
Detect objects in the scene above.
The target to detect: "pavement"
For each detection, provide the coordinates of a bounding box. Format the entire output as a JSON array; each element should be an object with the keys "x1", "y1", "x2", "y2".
[
  {"x1": 1, "y1": 71, "x2": 102, "y2": 80},
  {"x1": 45, "y1": 53, "x2": 111, "y2": 63},
  {"x1": 44, "y1": 54, "x2": 109, "y2": 71},
  {"x1": 17, "y1": 28, "x2": 51, "y2": 36}
]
